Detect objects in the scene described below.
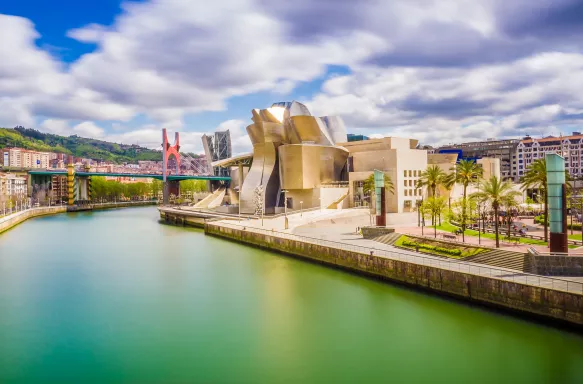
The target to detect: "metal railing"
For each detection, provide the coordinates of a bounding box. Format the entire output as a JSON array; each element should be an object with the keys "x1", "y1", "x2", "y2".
[
  {"x1": 0, "y1": 205, "x2": 64, "y2": 225},
  {"x1": 214, "y1": 222, "x2": 583, "y2": 294}
]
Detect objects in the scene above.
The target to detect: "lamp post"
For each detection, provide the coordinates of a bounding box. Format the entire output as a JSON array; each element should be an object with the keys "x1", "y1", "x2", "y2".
[
  {"x1": 478, "y1": 203, "x2": 481, "y2": 245},
  {"x1": 300, "y1": 201, "x2": 303, "y2": 217},
  {"x1": 281, "y1": 190, "x2": 289, "y2": 230},
  {"x1": 421, "y1": 197, "x2": 424, "y2": 236}
]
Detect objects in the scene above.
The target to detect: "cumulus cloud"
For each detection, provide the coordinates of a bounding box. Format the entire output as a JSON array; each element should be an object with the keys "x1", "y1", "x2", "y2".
[
  {"x1": 308, "y1": 52, "x2": 583, "y2": 145},
  {"x1": 2, "y1": 0, "x2": 583, "y2": 149},
  {"x1": 73, "y1": 121, "x2": 105, "y2": 138}
]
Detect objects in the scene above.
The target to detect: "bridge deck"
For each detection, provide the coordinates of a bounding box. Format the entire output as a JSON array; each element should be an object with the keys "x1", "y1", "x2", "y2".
[{"x1": 28, "y1": 170, "x2": 230, "y2": 181}]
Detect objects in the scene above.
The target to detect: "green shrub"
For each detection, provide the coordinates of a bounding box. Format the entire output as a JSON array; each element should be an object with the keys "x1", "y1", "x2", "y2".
[{"x1": 401, "y1": 240, "x2": 461, "y2": 256}]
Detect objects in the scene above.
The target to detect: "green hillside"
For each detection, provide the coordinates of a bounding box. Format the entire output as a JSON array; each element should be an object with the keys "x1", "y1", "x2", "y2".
[{"x1": 1, "y1": 127, "x2": 163, "y2": 163}]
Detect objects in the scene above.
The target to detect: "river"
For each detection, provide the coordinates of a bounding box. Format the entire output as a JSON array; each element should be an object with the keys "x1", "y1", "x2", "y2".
[{"x1": 0, "y1": 207, "x2": 582, "y2": 383}]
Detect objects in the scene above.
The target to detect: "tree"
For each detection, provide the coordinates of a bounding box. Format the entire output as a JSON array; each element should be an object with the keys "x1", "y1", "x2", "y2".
[
  {"x1": 451, "y1": 160, "x2": 483, "y2": 241},
  {"x1": 424, "y1": 197, "x2": 447, "y2": 238},
  {"x1": 416, "y1": 165, "x2": 449, "y2": 225},
  {"x1": 502, "y1": 193, "x2": 520, "y2": 237},
  {"x1": 151, "y1": 179, "x2": 162, "y2": 199},
  {"x1": 363, "y1": 172, "x2": 395, "y2": 196},
  {"x1": 521, "y1": 159, "x2": 549, "y2": 242},
  {"x1": 363, "y1": 172, "x2": 395, "y2": 221},
  {"x1": 472, "y1": 176, "x2": 521, "y2": 248}
]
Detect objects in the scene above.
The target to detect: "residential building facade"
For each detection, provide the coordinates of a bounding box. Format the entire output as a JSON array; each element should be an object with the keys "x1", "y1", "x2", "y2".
[
  {"x1": 435, "y1": 139, "x2": 519, "y2": 181},
  {"x1": 1, "y1": 148, "x2": 52, "y2": 169},
  {"x1": 516, "y1": 133, "x2": 583, "y2": 179}
]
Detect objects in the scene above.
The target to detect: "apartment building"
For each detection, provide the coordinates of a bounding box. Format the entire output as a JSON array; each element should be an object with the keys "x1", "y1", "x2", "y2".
[
  {"x1": 0, "y1": 174, "x2": 27, "y2": 197},
  {"x1": 516, "y1": 133, "x2": 583, "y2": 179},
  {"x1": 435, "y1": 139, "x2": 519, "y2": 181},
  {"x1": 51, "y1": 175, "x2": 68, "y2": 200},
  {"x1": 1, "y1": 148, "x2": 51, "y2": 169},
  {"x1": 1, "y1": 148, "x2": 22, "y2": 168}
]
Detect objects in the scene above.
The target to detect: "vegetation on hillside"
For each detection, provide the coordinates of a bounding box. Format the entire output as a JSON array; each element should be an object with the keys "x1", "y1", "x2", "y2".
[{"x1": 1, "y1": 127, "x2": 163, "y2": 163}]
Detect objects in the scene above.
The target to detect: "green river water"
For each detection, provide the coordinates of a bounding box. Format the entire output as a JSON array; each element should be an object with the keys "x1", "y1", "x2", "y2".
[{"x1": 0, "y1": 207, "x2": 582, "y2": 383}]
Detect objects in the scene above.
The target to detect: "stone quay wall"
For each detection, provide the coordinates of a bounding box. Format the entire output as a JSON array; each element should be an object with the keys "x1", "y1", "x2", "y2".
[
  {"x1": 0, "y1": 206, "x2": 67, "y2": 234},
  {"x1": 530, "y1": 255, "x2": 583, "y2": 276},
  {"x1": 91, "y1": 201, "x2": 157, "y2": 211},
  {"x1": 205, "y1": 223, "x2": 583, "y2": 326}
]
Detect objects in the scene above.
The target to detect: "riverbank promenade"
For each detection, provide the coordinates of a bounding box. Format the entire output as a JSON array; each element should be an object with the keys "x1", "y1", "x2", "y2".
[
  {"x1": 213, "y1": 210, "x2": 583, "y2": 294},
  {"x1": 0, "y1": 206, "x2": 66, "y2": 234},
  {"x1": 203, "y1": 208, "x2": 583, "y2": 326}
]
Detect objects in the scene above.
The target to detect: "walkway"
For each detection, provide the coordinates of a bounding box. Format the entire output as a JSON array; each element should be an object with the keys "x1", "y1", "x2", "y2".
[{"x1": 214, "y1": 209, "x2": 583, "y2": 294}]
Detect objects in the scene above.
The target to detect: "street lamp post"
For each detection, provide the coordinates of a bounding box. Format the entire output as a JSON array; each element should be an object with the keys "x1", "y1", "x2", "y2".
[
  {"x1": 281, "y1": 190, "x2": 289, "y2": 230},
  {"x1": 478, "y1": 203, "x2": 481, "y2": 245},
  {"x1": 300, "y1": 201, "x2": 303, "y2": 217},
  {"x1": 420, "y1": 197, "x2": 424, "y2": 235}
]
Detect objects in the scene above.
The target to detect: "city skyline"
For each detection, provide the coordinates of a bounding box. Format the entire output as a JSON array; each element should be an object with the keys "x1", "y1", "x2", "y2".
[{"x1": 2, "y1": 1, "x2": 583, "y2": 154}]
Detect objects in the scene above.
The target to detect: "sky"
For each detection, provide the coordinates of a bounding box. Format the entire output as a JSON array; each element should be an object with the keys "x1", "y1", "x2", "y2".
[{"x1": 2, "y1": 0, "x2": 583, "y2": 154}]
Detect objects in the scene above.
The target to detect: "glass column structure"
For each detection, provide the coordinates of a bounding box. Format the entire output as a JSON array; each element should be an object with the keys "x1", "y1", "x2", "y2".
[{"x1": 546, "y1": 154, "x2": 568, "y2": 253}]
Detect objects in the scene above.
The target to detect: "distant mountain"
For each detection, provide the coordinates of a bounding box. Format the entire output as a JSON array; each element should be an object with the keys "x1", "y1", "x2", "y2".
[{"x1": 1, "y1": 127, "x2": 163, "y2": 163}]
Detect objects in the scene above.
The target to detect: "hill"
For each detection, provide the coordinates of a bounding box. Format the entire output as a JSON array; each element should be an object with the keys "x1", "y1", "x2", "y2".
[{"x1": 1, "y1": 127, "x2": 163, "y2": 163}]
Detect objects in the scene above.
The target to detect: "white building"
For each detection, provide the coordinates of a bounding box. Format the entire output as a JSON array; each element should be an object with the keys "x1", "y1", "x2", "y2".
[
  {"x1": 1, "y1": 174, "x2": 27, "y2": 197},
  {"x1": 516, "y1": 133, "x2": 583, "y2": 179},
  {"x1": 1, "y1": 148, "x2": 51, "y2": 169},
  {"x1": 340, "y1": 137, "x2": 428, "y2": 213}
]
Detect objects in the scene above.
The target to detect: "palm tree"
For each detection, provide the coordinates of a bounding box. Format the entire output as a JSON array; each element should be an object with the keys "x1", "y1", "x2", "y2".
[
  {"x1": 502, "y1": 193, "x2": 520, "y2": 237},
  {"x1": 520, "y1": 159, "x2": 548, "y2": 241},
  {"x1": 452, "y1": 160, "x2": 483, "y2": 241},
  {"x1": 472, "y1": 176, "x2": 521, "y2": 248},
  {"x1": 363, "y1": 172, "x2": 395, "y2": 197},
  {"x1": 363, "y1": 172, "x2": 395, "y2": 217},
  {"x1": 417, "y1": 165, "x2": 449, "y2": 224}
]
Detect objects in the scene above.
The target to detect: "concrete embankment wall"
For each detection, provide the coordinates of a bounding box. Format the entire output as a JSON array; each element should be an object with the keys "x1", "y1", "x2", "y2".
[
  {"x1": 91, "y1": 201, "x2": 157, "y2": 211},
  {"x1": 0, "y1": 206, "x2": 67, "y2": 234},
  {"x1": 205, "y1": 223, "x2": 583, "y2": 326},
  {"x1": 159, "y1": 209, "x2": 212, "y2": 228}
]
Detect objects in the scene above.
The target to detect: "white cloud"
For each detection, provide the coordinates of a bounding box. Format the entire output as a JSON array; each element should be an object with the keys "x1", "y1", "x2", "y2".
[
  {"x1": 3, "y1": 0, "x2": 583, "y2": 149},
  {"x1": 308, "y1": 52, "x2": 583, "y2": 145},
  {"x1": 39, "y1": 119, "x2": 71, "y2": 135},
  {"x1": 73, "y1": 121, "x2": 105, "y2": 138}
]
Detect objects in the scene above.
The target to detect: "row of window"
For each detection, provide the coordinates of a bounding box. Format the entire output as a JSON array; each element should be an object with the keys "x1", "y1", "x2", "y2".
[
  {"x1": 403, "y1": 179, "x2": 416, "y2": 187},
  {"x1": 404, "y1": 189, "x2": 421, "y2": 197},
  {"x1": 403, "y1": 170, "x2": 422, "y2": 178}
]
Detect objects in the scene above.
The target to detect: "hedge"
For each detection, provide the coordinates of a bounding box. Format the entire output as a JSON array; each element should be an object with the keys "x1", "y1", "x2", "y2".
[
  {"x1": 402, "y1": 240, "x2": 462, "y2": 256},
  {"x1": 535, "y1": 214, "x2": 582, "y2": 230}
]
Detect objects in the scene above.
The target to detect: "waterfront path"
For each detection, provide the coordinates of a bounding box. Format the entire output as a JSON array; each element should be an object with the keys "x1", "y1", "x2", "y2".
[
  {"x1": 214, "y1": 211, "x2": 583, "y2": 294},
  {"x1": 0, "y1": 206, "x2": 67, "y2": 234}
]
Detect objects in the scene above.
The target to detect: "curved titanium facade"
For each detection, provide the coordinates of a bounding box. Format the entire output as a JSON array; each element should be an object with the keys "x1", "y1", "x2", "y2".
[{"x1": 240, "y1": 101, "x2": 348, "y2": 214}]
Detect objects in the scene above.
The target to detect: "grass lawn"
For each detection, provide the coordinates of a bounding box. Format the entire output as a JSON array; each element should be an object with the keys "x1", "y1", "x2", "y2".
[
  {"x1": 394, "y1": 235, "x2": 487, "y2": 259},
  {"x1": 434, "y1": 222, "x2": 549, "y2": 246},
  {"x1": 568, "y1": 233, "x2": 583, "y2": 240}
]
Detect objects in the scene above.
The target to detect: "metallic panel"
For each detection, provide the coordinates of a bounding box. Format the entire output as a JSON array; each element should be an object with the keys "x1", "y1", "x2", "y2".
[
  {"x1": 289, "y1": 116, "x2": 332, "y2": 145},
  {"x1": 279, "y1": 145, "x2": 348, "y2": 190},
  {"x1": 239, "y1": 100, "x2": 348, "y2": 213},
  {"x1": 320, "y1": 116, "x2": 347, "y2": 144}
]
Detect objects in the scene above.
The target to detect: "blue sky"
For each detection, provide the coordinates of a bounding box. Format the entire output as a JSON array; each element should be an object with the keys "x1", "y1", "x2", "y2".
[{"x1": 2, "y1": 0, "x2": 583, "y2": 153}]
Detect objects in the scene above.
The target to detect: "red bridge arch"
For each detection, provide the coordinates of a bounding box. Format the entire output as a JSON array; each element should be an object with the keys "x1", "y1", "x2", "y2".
[{"x1": 162, "y1": 128, "x2": 180, "y2": 181}]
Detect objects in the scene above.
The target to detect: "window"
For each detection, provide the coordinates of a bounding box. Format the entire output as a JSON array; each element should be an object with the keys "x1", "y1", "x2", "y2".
[
  {"x1": 404, "y1": 170, "x2": 407, "y2": 177},
  {"x1": 408, "y1": 170, "x2": 412, "y2": 177},
  {"x1": 404, "y1": 189, "x2": 408, "y2": 196},
  {"x1": 404, "y1": 180, "x2": 407, "y2": 187}
]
